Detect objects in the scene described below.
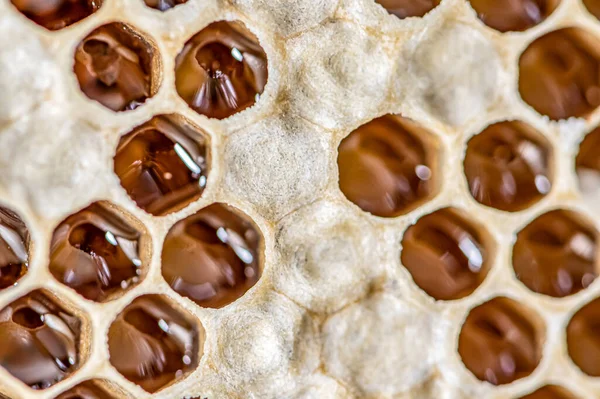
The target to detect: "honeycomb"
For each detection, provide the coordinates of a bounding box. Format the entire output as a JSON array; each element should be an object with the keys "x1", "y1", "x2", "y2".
[{"x1": 2, "y1": 0, "x2": 600, "y2": 397}]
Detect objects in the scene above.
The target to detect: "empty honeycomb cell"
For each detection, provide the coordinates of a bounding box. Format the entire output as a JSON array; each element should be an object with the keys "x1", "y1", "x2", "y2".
[
  {"x1": 74, "y1": 23, "x2": 159, "y2": 112},
  {"x1": 161, "y1": 203, "x2": 262, "y2": 309},
  {"x1": 458, "y1": 297, "x2": 544, "y2": 385},
  {"x1": 519, "y1": 28, "x2": 600, "y2": 120},
  {"x1": 0, "y1": 206, "x2": 30, "y2": 290},
  {"x1": 113, "y1": 114, "x2": 209, "y2": 216},
  {"x1": 337, "y1": 114, "x2": 438, "y2": 218},
  {"x1": 142, "y1": 0, "x2": 186, "y2": 11},
  {"x1": 468, "y1": 0, "x2": 559, "y2": 32},
  {"x1": 49, "y1": 202, "x2": 148, "y2": 302},
  {"x1": 567, "y1": 296, "x2": 600, "y2": 376},
  {"x1": 576, "y1": 126, "x2": 600, "y2": 195},
  {"x1": 400, "y1": 207, "x2": 492, "y2": 300},
  {"x1": 108, "y1": 294, "x2": 204, "y2": 393},
  {"x1": 374, "y1": 0, "x2": 440, "y2": 19},
  {"x1": 0, "y1": 290, "x2": 83, "y2": 389},
  {"x1": 175, "y1": 21, "x2": 268, "y2": 120},
  {"x1": 464, "y1": 120, "x2": 552, "y2": 212},
  {"x1": 518, "y1": 385, "x2": 577, "y2": 399},
  {"x1": 56, "y1": 379, "x2": 127, "y2": 398},
  {"x1": 583, "y1": 0, "x2": 600, "y2": 21},
  {"x1": 512, "y1": 210, "x2": 598, "y2": 297},
  {"x1": 9, "y1": 0, "x2": 101, "y2": 30}
]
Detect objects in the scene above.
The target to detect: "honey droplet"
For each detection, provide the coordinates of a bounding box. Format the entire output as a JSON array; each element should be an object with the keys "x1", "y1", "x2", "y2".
[
  {"x1": 114, "y1": 115, "x2": 209, "y2": 216},
  {"x1": 161, "y1": 203, "x2": 261, "y2": 308},
  {"x1": 337, "y1": 114, "x2": 437, "y2": 218},
  {"x1": 375, "y1": 0, "x2": 440, "y2": 18},
  {"x1": 143, "y1": 0, "x2": 186, "y2": 11},
  {"x1": 464, "y1": 121, "x2": 552, "y2": 212},
  {"x1": 108, "y1": 295, "x2": 200, "y2": 393},
  {"x1": 0, "y1": 290, "x2": 81, "y2": 389},
  {"x1": 519, "y1": 385, "x2": 577, "y2": 399},
  {"x1": 56, "y1": 380, "x2": 115, "y2": 399},
  {"x1": 458, "y1": 297, "x2": 543, "y2": 385},
  {"x1": 49, "y1": 202, "x2": 143, "y2": 302},
  {"x1": 567, "y1": 296, "x2": 600, "y2": 377},
  {"x1": 175, "y1": 21, "x2": 268, "y2": 120},
  {"x1": 401, "y1": 208, "x2": 489, "y2": 300},
  {"x1": 512, "y1": 210, "x2": 598, "y2": 297},
  {"x1": 468, "y1": 0, "x2": 559, "y2": 32},
  {"x1": 10, "y1": 0, "x2": 101, "y2": 30},
  {"x1": 519, "y1": 28, "x2": 600, "y2": 120},
  {"x1": 74, "y1": 23, "x2": 156, "y2": 112},
  {"x1": 576, "y1": 126, "x2": 600, "y2": 195},
  {"x1": 0, "y1": 207, "x2": 29, "y2": 290}
]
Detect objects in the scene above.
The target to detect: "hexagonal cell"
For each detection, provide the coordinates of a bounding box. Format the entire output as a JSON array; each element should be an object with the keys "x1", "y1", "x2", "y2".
[
  {"x1": 458, "y1": 297, "x2": 544, "y2": 385},
  {"x1": 464, "y1": 120, "x2": 552, "y2": 212},
  {"x1": 9, "y1": 0, "x2": 102, "y2": 31},
  {"x1": 337, "y1": 114, "x2": 438, "y2": 218},
  {"x1": 576, "y1": 126, "x2": 600, "y2": 195},
  {"x1": 0, "y1": 206, "x2": 30, "y2": 290},
  {"x1": 374, "y1": 0, "x2": 440, "y2": 19},
  {"x1": 512, "y1": 210, "x2": 597, "y2": 297},
  {"x1": 322, "y1": 291, "x2": 435, "y2": 396},
  {"x1": 583, "y1": 0, "x2": 600, "y2": 21},
  {"x1": 49, "y1": 202, "x2": 148, "y2": 302},
  {"x1": 567, "y1": 296, "x2": 600, "y2": 377},
  {"x1": 211, "y1": 292, "x2": 319, "y2": 397},
  {"x1": 410, "y1": 23, "x2": 500, "y2": 127},
  {"x1": 74, "y1": 23, "x2": 159, "y2": 112},
  {"x1": 143, "y1": 0, "x2": 186, "y2": 11},
  {"x1": 175, "y1": 21, "x2": 268, "y2": 120},
  {"x1": 113, "y1": 114, "x2": 209, "y2": 216},
  {"x1": 468, "y1": 0, "x2": 559, "y2": 32},
  {"x1": 400, "y1": 207, "x2": 492, "y2": 300},
  {"x1": 519, "y1": 28, "x2": 600, "y2": 121},
  {"x1": 161, "y1": 203, "x2": 262, "y2": 308},
  {"x1": 108, "y1": 294, "x2": 204, "y2": 393},
  {"x1": 518, "y1": 385, "x2": 577, "y2": 399},
  {"x1": 0, "y1": 290, "x2": 83, "y2": 389},
  {"x1": 56, "y1": 379, "x2": 128, "y2": 398},
  {"x1": 272, "y1": 200, "x2": 383, "y2": 313},
  {"x1": 223, "y1": 116, "x2": 329, "y2": 221}
]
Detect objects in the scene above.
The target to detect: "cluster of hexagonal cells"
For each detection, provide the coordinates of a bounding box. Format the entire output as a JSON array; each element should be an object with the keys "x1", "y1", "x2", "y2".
[
  {"x1": 0, "y1": 144, "x2": 262, "y2": 394},
  {"x1": 4, "y1": 0, "x2": 268, "y2": 396},
  {"x1": 338, "y1": 1, "x2": 600, "y2": 398},
  {"x1": 4, "y1": 0, "x2": 600, "y2": 398}
]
